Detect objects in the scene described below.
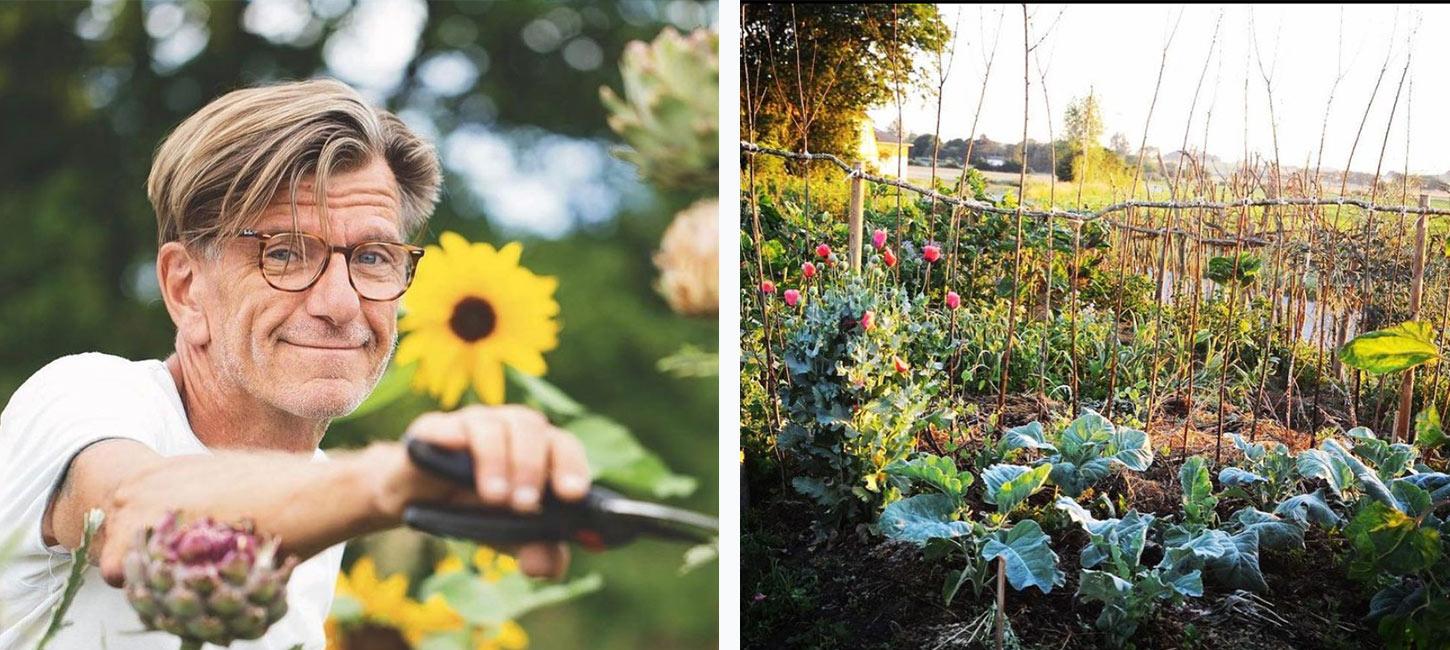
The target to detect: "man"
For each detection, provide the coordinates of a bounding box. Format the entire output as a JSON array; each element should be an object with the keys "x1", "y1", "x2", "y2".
[{"x1": 0, "y1": 78, "x2": 591, "y2": 649}]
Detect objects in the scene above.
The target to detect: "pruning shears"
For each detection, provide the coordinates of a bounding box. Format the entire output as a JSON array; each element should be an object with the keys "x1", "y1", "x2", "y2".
[{"x1": 402, "y1": 437, "x2": 718, "y2": 552}]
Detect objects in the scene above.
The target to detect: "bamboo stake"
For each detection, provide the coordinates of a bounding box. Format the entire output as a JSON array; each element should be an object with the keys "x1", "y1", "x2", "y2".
[{"x1": 1396, "y1": 193, "x2": 1429, "y2": 439}]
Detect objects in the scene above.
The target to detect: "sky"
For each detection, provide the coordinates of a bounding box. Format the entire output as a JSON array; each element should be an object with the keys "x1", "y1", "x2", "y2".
[{"x1": 868, "y1": 4, "x2": 1446, "y2": 176}]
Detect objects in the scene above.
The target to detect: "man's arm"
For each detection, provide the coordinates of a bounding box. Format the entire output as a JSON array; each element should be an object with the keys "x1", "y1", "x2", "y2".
[{"x1": 41, "y1": 405, "x2": 591, "y2": 587}]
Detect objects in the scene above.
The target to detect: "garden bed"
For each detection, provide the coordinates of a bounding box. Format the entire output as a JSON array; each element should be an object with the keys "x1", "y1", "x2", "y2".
[{"x1": 743, "y1": 402, "x2": 1380, "y2": 650}]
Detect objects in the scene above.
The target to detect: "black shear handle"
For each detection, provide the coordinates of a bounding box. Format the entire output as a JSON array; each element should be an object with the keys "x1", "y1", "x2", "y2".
[{"x1": 403, "y1": 437, "x2": 622, "y2": 550}]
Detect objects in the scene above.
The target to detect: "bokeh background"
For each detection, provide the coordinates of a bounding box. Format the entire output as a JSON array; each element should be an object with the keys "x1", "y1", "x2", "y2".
[{"x1": 0, "y1": 1, "x2": 718, "y2": 648}]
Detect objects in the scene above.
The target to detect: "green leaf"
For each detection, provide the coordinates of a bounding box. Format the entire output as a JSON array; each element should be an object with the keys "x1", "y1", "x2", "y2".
[
  {"x1": 1106, "y1": 426, "x2": 1153, "y2": 471},
  {"x1": 1324, "y1": 438, "x2": 1401, "y2": 510},
  {"x1": 1055, "y1": 496, "x2": 1118, "y2": 537},
  {"x1": 1000, "y1": 421, "x2": 1057, "y2": 454},
  {"x1": 567, "y1": 415, "x2": 696, "y2": 498},
  {"x1": 1068, "y1": 509, "x2": 1153, "y2": 571},
  {"x1": 1415, "y1": 406, "x2": 1446, "y2": 450},
  {"x1": 679, "y1": 539, "x2": 719, "y2": 576},
  {"x1": 1077, "y1": 568, "x2": 1132, "y2": 603},
  {"x1": 1205, "y1": 528, "x2": 1269, "y2": 592},
  {"x1": 1227, "y1": 508, "x2": 1305, "y2": 550},
  {"x1": 1219, "y1": 467, "x2": 1267, "y2": 488},
  {"x1": 417, "y1": 631, "x2": 472, "y2": 650},
  {"x1": 1347, "y1": 427, "x2": 1418, "y2": 481},
  {"x1": 984, "y1": 463, "x2": 1052, "y2": 514},
  {"x1": 1345, "y1": 501, "x2": 1442, "y2": 579},
  {"x1": 1273, "y1": 490, "x2": 1341, "y2": 528},
  {"x1": 1297, "y1": 448, "x2": 1355, "y2": 499},
  {"x1": 507, "y1": 367, "x2": 586, "y2": 419},
  {"x1": 1049, "y1": 458, "x2": 1114, "y2": 498},
  {"x1": 981, "y1": 519, "x2": 1063, "y2": 593},
  {"x1": 337, "y1": 361, "x2": 417, "y2": 422},
  {"x1": 1231, "y1": 433, "x2": 1266, "y2": 460},
  {"x1": 1160, "y1": 528, "x2": 1229, "y2": 589},
  {"x1": 423, "y1": 570, "x2": 602, "y2": 627},
  {"x1": 1206, "y1": 253, "x2": 1263, "y2": 285},
  {"x1": 1059, "y1": 409, "x2": 1114, "y2": 460},
  {"x1": 879, "y1": 494, "x2": 972, "y2": 545},
  {"x1": 328, "y1": 594, "x2": 365, "y2": 624},
  {"x1": 1180, "y1": 456, "x2": 1218, "y2": 526},
  {"x1": 884, "y1": 454, "x2": 973, "y2": 501},
  {"x1": 1339, "y1": 321, "x2": 1440, "y2": 375}
]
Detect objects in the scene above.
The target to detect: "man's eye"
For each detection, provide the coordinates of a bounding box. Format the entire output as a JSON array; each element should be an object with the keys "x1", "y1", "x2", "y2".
[
  {"x1": 265, "y1": 246, "x2": 301, "y2": 263},
  {"x1": 355, "y1": 247, "x2": 398, "y2": 266}
]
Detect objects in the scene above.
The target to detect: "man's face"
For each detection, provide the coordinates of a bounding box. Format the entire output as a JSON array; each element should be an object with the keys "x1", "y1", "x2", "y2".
[{"x1": 197, "y1": 157, "x2": 404, "y2": 420}]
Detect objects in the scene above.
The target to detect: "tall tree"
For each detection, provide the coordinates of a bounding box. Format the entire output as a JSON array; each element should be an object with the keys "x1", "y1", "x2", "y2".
[{"x1": 740, "y1": 3, "x2": 949, "y2": 158}]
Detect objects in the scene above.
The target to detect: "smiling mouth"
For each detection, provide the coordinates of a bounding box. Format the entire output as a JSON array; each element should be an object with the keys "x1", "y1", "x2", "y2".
[{"x1": 283, "y1": 340, "x2": 366, "y2": 350}]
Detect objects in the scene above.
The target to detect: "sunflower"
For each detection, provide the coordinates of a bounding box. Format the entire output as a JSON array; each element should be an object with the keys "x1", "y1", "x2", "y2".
[
  {"x1": 397, "y1": 232, "x2": 561, "y2": 407},
  {"x1": 328, "y1": 557, "x2": 469, "y2": 649}
]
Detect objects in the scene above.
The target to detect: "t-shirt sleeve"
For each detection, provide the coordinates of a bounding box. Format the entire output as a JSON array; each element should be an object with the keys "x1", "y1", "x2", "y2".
[{"x1": 0, "y1": 353, "x2": 165, "y2": 557}]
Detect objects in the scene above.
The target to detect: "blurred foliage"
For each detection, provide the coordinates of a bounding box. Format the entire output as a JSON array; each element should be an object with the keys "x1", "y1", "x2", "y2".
[{"x1": 0, "y1": 1, "x2": 717, "y2": 649}]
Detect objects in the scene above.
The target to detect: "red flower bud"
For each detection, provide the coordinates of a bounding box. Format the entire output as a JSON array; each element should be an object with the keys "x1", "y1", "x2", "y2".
[
  {"x1": 893, "y1": 356, "x2": 910, "y2": 374},
  {"x1": 784, "y1": 289, "x2": 801, "y2": 306},
  {"x1": 860, "y1": 310, "x2": 876, "y2": 331},
  {"x1": 802, "y1": 261, "x2": 817, "y2": 278},
  {"x1": 923, "y1": 245, "x2": 942, "y2": 263},
  {"x1": 760, "y1": 280, "x2": 776, "y2": 294},
  {"x1": 816, "y1": 243, "x2": 832, "y2": 259},
  {"x1": 883, "y1": 248, "x2": 897, "y2": 267},
  {"x1": 945, "y1": 291, "x2": 961, "y2": 310},
  {"x1": 871, "y1": 229, "x2": 887, "y2": 250}
]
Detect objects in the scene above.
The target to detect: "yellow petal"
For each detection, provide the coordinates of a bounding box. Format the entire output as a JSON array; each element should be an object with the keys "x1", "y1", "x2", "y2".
[{"x1": 473, "y1": 348, "x2": 506, "y2": 405}]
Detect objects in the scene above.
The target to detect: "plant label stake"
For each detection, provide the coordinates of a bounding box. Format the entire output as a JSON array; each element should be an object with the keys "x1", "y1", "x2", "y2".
[{"x1": 402, "y1": 438, "x2": 718, "y2": 551}]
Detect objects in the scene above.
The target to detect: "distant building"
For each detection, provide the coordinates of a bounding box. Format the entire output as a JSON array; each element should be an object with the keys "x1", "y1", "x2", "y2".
[
  {"x1": 857, "y1": 119, "x2": 911, "y2": 178},
  {"x1": 981, "y1": 157, "x2": 1006, "y2": 169}
]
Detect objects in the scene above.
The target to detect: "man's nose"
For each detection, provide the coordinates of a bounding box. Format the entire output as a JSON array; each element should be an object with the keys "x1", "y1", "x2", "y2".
[{"x1": 304, "y1": 252, "x2": 362, "y2": 325}]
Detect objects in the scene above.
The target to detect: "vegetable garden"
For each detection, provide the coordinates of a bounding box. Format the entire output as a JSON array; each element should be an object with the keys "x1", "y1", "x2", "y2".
[{"x1": 740, "y1": 7, "x2": 1450, "y2": 648}]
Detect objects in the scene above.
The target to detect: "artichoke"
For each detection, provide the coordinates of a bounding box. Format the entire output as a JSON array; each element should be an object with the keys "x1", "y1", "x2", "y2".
[
  {"x1": 600, "y1": 27, "x2": 719, "y2": 192},
  {"x1": 123, "y1": 512, "x2": 298, "y2": 648},
  {"x1": 653, "y1": 198, "x2": 719, "y2": 317}
]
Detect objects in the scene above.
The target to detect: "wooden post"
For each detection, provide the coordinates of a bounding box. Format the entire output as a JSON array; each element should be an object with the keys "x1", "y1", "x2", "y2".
[
  {"x1": 994, "y1": 556, "x2": 1005, "y2": 650},
  {"x1": 848, "y1": 163, "x2": 865, "y2": 271},
  {"x1": 1395, "y1": 193, "x2": 1429, "y2": 440}
]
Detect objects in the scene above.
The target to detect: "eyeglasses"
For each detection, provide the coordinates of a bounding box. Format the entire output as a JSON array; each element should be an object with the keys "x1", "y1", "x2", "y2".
[{"x1": 238, "y1": 229, "x2": 425, "y2": 301}]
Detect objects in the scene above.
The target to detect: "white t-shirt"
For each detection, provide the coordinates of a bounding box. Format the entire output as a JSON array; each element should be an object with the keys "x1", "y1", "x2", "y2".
[{"x1": 0, "y1": 353, "x2": 345, "y2": 650}]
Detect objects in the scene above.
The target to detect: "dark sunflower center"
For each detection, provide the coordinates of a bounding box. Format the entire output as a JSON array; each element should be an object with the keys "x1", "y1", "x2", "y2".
[{"x1": 449, "y1": 296, "x2": 497, "y2": 342}]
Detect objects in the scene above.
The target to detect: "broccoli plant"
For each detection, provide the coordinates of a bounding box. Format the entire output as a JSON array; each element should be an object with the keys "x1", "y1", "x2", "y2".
[
  {"x1": 1217, "y1": 434, "x2": 1299, "y2": 508},
  {"x1": 879, "y1": 453, "x2": 1061, "y2": 606},
  {"x1": 1167, "y1": 455, "x2": 1308, "y2": 593},
  {"x1": 1056, "y1": 498, "x2": 1204, "y2": 648},
  {"x1": 1290, "y1": 430, "x2": 1450, "y2": 648},
  {"x1": 998, "y1": 410, "x2": 1153, "y2": 498}
]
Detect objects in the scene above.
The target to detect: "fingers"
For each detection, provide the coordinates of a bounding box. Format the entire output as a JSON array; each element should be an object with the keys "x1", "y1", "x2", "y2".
[
  {"x1": 499, "y1": 407, "x2": 549, "y2": 513},
  {"x1": 462, "y1": 416, "x2": 510, "y2": 506},
  {"x1": 443, "y1": 405, "x2": 591, "y2": 514},
  {"x1": 405, "y1": 412, "x2": 468, "y2": 449},
  {"x1": 548, "y1": 429, "x2": 591, "y2": 502},
  {"x1": 515, "y1": 542, "x2": 569, "y2": 579},
  {"x1": 100, "y1": 541, "x2": 125, "y2": 588}
]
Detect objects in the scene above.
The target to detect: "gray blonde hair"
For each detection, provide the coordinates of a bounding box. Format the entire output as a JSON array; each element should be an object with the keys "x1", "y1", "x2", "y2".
[{"x1": 146, "y1": 78, "x2": 441, "y2": 251}]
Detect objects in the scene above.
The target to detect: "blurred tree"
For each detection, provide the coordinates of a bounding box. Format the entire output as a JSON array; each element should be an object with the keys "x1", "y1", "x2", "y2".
[
  {"x1": 0, "y1": 1, "x2": 717, "y2": 648},
  {"x1": 740, "y1": 2, "x2": 948, "y2": 159}
]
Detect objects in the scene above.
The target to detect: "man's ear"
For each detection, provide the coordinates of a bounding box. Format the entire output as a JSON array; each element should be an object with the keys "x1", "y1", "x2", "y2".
[{"x1": 156, "y1": 242, "x2": 211, "y2": 347}]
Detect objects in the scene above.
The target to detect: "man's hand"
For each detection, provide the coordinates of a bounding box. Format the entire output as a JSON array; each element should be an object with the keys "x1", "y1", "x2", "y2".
[{"x1": 366, "y1": 404, "x2": 591, "y2": 579}]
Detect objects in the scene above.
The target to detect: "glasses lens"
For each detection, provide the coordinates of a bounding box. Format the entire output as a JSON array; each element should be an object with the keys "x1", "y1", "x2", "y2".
[
  {"x1": 260, "y1": 233, "x2": 325, "y2": 290},
  {"x1": 349, "y1": 242, "x2": 413, "y2": 300}
]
